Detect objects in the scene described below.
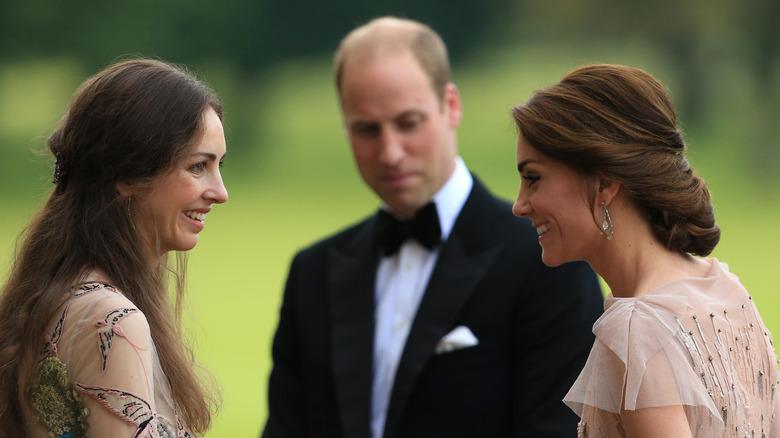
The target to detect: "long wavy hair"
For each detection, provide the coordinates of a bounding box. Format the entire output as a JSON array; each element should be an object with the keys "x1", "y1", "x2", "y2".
[
  {"x1": 512, "y1": 64, "x2": 720, "y2": 256},
  {"x1": 0, "y1": 59, "x2": 221, "y2": 435}
]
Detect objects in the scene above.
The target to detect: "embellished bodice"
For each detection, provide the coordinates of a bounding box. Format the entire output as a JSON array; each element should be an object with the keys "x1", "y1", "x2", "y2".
[
  {"x1": 21, "y1": 280, "x2": 194, "y2": 437},
  {"x1": 564, "y1": 259, "x2": 779, "y2": 437}
]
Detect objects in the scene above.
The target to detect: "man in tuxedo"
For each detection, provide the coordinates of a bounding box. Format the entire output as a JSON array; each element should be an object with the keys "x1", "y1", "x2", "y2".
[{"x1": 263, "y1": 17, "x2": 604, "y2": 438}]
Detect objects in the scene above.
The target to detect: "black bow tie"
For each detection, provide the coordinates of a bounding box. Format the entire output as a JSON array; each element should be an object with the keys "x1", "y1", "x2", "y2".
[{"x1": 377, "y1": 202, "x2": 442, "y2": 256}]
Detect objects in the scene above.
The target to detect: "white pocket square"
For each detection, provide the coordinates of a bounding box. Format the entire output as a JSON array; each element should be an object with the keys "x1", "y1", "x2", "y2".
[{"x1": 435, "y1": 325, "x2": 479, "y2": 354}]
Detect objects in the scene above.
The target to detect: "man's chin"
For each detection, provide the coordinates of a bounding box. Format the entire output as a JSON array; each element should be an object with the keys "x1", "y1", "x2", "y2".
[{"x1": 383, "y1": 198, "x2": 426, "y2": 219}]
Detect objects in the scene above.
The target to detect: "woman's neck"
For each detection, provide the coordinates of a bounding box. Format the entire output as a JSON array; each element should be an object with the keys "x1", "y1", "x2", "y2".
[{"x1": 588, "y1": 202, "x2": 710, "y2": 298}]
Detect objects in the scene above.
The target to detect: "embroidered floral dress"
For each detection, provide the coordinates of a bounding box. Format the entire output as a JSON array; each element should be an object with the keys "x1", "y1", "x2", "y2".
[
  {"x1": 20, "y1": 274, "x2": 193, "y2": 437},
  {"x1": 565, "y1": 259, "x2": 780, "y2": 437}
]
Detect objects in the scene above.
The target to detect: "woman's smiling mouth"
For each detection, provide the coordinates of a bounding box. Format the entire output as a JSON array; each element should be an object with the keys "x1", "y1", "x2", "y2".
[
  {"x1": 184, "y1": 210, "x2": 206, "y2": 222},
  {"x1": 536, "y1": 223, "x2": 550, "y2": 236}
]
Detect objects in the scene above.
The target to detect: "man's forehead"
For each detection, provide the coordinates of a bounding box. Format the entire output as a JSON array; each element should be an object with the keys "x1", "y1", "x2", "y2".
[
  {"x1": 342, "y1": 46, "x2": 416, "y2": 76},
  {"x1": 346, "y1": 108, "x2": 426, "y2": 124},
  {"x1": 340, "y1": 54, "x2": 435, "y2": 99}
]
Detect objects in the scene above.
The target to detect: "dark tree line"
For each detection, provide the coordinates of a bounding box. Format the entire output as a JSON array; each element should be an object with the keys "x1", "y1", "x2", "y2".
[
  {"x1": 0, "y1": 0, "x2": 497, "y2": 72},
  {"x1": 3, "y1": 0, "x2": 776, "y2": 115},
  {"x1": 2, "y1": 0, "x2": 777, "y2": 174}
]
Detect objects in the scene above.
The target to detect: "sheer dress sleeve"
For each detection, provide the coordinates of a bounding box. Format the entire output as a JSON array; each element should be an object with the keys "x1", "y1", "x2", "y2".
[
  {"x1": 564, "y1": 293, "x2": 723, "y2": 435},
  {"x1": 564, "y1": 260, "x2": 778, "y2": 437},
  {"x1": 31, "y1": 283, "x2": 191, "y2": 438}
]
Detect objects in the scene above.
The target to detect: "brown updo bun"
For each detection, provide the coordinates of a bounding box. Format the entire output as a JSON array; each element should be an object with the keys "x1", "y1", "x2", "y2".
[{"x1": 512, "y1": 64, "x2": 720, "y2": 255}]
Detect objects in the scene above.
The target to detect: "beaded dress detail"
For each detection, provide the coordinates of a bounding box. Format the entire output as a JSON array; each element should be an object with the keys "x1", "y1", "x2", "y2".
[
  {"x1": 23, "y1": 279, "x2": 194, "y2": 437},
  {"x1": 565, "y1": 259, "x2": 779, "y2": 437}
]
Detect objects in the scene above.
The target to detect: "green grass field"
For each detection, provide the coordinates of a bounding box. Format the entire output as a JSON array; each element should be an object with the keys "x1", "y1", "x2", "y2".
[{"x1": 1, "y1": 46, "x2": 778, "y2": 437}]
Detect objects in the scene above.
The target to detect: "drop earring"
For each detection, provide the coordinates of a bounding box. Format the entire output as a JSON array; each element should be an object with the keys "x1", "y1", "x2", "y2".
[
  {"x1": 126, "y1": 196, "x2": 137, "y2": 230},
  {"x1": 600, "y1": 201, "x2": 614, "y2": 240}
]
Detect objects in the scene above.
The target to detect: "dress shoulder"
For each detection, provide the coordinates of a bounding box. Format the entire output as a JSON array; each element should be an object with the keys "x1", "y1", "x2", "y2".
[
  {"x1": 52, "y1": 282, "x2": 152, "y2": 364},
  {"x1": 31, "y1": 281, "x2": 190, "y2": 437},
  {"x1": 564, "y1": 291, "x2": 720, "y2": 420},
  {"x1": 565, "y1": 259, "x2": 779, "y2": 437}
]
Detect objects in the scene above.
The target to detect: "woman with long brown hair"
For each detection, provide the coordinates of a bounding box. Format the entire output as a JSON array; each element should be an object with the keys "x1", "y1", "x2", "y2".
[
  {"x1": 0, "y1": 58, "x2": 228, "y2": 437},
  {"x1": 511, "y1": 64, "x2": 778, "y2": 437}
]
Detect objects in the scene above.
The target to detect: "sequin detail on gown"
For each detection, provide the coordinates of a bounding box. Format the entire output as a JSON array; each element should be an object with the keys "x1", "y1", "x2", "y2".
[{"x1": 567, "y1": 259, "x2": 778, "y2": 437}]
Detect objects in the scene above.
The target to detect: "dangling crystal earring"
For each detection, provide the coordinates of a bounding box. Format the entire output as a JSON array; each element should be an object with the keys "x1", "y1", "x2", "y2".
[
  {"x1": 126, "y1": 196, "x2": 137, "y2": 230},
  {"x1": 600, "y1": 201, "x2": 614, "y2": 240}
]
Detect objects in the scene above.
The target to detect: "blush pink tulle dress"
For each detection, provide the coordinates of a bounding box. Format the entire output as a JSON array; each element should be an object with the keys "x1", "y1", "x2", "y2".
[{"x1": 565, "y1": 258, "x2": 779, "y2": 437}]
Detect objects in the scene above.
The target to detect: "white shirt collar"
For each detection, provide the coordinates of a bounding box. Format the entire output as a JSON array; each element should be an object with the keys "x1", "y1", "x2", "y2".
[{"x1": 432, "y1": 156, "x2": 473, "y2": 241}]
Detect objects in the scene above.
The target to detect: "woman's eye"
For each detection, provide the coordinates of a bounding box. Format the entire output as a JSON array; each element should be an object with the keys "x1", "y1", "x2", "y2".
[
  {"x1": 190, "y1": 162, "x2": 205, "y2": 173},
  {"x1": 522, "y1": 175, "x2": 540, "y2": 185}
]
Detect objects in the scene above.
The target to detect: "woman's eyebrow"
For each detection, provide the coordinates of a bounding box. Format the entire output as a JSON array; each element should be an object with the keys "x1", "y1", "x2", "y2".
[
  {"x1": 516, "y1": 159, "x2": 539, "y2": 173},
  {"x1": 190, "y1": 151, "x2": 227, "y2": 161}
]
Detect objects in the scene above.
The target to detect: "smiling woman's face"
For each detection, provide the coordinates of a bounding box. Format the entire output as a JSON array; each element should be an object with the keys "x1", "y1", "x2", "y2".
[
  {"x1": 134, "y1": 107, "x2": 228, "y2": 256},
  {"x1": 512, "y1": 134, "x2": 599, "y2": 267}
]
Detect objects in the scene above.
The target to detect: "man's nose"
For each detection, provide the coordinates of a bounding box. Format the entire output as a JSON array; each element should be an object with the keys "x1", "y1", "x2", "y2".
[{"x1": 378, "y1": 128, "x2": 405, "y2": 165}]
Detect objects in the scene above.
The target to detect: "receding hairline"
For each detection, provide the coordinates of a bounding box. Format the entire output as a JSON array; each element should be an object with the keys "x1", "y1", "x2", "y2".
[{"x1": 333, "y1": 17, "x2": 449, "y2": 96}]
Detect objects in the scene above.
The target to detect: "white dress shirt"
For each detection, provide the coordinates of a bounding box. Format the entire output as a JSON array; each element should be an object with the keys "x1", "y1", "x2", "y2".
[{"x1": 371, "y1": 157, "x2": 473, "y2": 438}]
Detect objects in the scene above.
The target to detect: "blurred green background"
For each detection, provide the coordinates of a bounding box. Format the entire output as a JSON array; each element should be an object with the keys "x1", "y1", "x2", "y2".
[{"x1": 1, "y1": 1, "x2": 778, "y2": 436}]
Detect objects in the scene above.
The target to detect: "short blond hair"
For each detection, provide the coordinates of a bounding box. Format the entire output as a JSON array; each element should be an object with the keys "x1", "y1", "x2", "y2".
[{"x1": 333, "y1": 16, "x2": 451, "y2": 102}]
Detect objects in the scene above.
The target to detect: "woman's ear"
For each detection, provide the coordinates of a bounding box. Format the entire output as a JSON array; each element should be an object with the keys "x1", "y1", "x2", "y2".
[
  {"x1": 115, "y1": 182, "x2": 131, "y2": 197},
  {"x1": 598, "y1": 178, "x2": 621, "y2": 204}
]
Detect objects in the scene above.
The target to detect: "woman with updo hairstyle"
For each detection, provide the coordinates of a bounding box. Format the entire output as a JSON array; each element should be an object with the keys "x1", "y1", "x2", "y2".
[
  {"x1": 0, "y1": 58, "x2": 228, "y2": 436},
  {"x1": 511, "y1": 64, "x2": 778, "y2": 437}
]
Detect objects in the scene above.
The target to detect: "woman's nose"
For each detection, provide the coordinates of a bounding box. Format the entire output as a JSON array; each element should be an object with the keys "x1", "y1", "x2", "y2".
[
  {"x1": 512, "y1": 191, "x2": 531, "y2": 218},
  {"x1": 207, "y1": 172, "x2": 229, "y2": 204}
]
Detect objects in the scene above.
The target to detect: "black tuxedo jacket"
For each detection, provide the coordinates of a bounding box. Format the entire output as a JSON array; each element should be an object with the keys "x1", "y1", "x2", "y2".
[{"x1": 263, "y1": 178, "x2": 604, "y2": 438}]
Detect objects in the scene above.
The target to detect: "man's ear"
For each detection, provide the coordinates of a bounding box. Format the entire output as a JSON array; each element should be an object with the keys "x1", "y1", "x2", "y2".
[
  {"x1": 443, "y1": 82, "x2": 462, "y2": 129},
  {"x1": 116, "y1": 182, "x2": 131, "y2": 197}
]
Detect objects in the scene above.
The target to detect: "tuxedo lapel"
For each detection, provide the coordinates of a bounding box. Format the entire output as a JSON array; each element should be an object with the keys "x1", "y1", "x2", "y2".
[
  {"x1": 383, "y1": 180, "x2": 506, "y2": 438},
  {"x1": 327, "y1": 219, "x2": 379, "y2": 438}
]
